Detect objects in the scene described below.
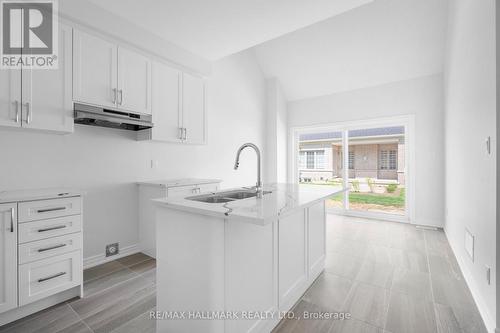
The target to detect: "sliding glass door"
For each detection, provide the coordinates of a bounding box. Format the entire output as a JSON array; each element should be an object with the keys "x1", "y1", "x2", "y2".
[{"x1": 295, "y1": 119, "x2": 411, "y2": 222}]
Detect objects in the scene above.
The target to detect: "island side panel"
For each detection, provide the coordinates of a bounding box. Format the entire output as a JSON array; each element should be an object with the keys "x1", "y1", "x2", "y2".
[
  {"x1": 156, "y1": 208, "x2": 225, "y2": 333},
  {"x1": 224, "y1": 219, "x2": 277, "y2": 333},
  {"x1": 278, "y1": 209, "x2": 308, "y2": 312},
  {"x1": 307, "y1": 201, "x2": 326, "y2": 281}
]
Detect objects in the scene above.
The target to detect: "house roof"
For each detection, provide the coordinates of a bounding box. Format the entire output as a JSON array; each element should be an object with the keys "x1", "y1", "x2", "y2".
[{"x1": 299, "y1": 126, "x2": 404, "y2": 141}]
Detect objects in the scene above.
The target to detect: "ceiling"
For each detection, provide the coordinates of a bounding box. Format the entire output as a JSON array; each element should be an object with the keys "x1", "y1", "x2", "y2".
[
  {"x1": 254, "y1": 0, "x2": 449, "y2": 101},
  {"x1": 84, "y1": 0, "x2": 373, "y2": 61}
]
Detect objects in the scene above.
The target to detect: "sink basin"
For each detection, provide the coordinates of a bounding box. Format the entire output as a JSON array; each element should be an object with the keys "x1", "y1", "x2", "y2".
[
  {"x1": 186, "y1": 194, "x2": 235, "y2": 203},
  {"x1": 186, "y1": 189, "x2": 272, "y2": 203}
]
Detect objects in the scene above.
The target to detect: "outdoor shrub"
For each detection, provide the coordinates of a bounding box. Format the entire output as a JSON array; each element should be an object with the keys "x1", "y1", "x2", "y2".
[
  {"x1": 387, "y1": 184, "x2": 397, "y2": 193},
  {"x1": 352, "y1": 180, "x2": 360, "y2": 192},
  {"x1": 366, "y1": 178, "x2": 374, "y2": 192}
]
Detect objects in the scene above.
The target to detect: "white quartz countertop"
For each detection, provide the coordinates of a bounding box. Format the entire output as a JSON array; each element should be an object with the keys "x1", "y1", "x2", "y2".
[
  {"x1": 0, "y1": 188, "x2": 84, "y2": 204},
  {"x1": 153, "y1": 183, "x2": 346, "y2": 225},
  {"x1": 137, "y1": 178, "x2": 222, "y2": 188}
]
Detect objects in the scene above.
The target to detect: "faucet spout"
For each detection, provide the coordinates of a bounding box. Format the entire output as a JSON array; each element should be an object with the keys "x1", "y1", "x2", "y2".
[{"x1": 234, "y1": 143, "x2": 263, "y2": 197}]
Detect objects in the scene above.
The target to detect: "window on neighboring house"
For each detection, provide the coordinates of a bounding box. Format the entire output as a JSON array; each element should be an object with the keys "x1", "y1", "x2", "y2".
[
  {"x1": 299, "y1": 150, "x2": 325, "y2": 169},
  {"x1": 380, "y1": 150, "x2": 397, "y2": 170},
  {"x1": 348, "y1": 151, "x2": 355, "y2": 170}
]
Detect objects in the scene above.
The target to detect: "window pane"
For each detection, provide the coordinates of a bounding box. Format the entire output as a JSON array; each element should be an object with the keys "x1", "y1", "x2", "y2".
[
  {"x1": 306, "y1": 151, "x2": 315, "y2": 169},
  {"x1": 389, "y1": 150, "x2": 397, "y2": 170},
  {"x1": 315, "y1": 151, "x2": 325, "y2": 169},
  {"x1": 348, "y1": 151, "x2": 355, "y2": 169},
  {"x1": 299, "y1": 151, "x2": 306, "y2": 169}
]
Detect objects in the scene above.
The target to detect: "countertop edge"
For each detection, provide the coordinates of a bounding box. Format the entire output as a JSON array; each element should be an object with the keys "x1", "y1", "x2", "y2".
[
  {"x1": 137, "y1": 178, "x2": 223, "y2": 188},
  {"x1": 152, "y1": 187, "x2": 346, "y2": 225}
]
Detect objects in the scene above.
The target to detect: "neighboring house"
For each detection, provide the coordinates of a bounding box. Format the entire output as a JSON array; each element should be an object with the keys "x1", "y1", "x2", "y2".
[{"x1": 299, "y1": 126, "x2": 405, "y2": 184}]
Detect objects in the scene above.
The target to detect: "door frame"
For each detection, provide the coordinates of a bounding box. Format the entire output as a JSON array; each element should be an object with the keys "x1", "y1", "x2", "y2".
[{"x1": 289, "y1": 115, "x2": 416, "y2": 224}]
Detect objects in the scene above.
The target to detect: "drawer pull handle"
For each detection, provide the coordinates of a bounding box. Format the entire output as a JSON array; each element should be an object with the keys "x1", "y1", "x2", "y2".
[
  {"x1": 37, "y1": 225, "x2": 67, "y2": 232},
  {"x1": 38, "y1": 272, "x2": 66, "y2": 283},
  {"x1": 37, "y1": 207, "x2": 66, "y2": 213},
  {"x1": 38, "y1": 244, "x2": 67, "y2": 252}
]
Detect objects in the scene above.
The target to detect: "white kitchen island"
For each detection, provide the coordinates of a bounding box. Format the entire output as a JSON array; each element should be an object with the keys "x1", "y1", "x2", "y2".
[{"x1": 153, "y1": 183, "x2": 345, "y2": 333}]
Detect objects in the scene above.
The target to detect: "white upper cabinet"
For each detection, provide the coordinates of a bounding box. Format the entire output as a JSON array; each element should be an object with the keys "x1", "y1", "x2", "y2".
[
  {"x1": 73, "y1": 30, "x2": 117, "y2": 109},
  {"x1": 73, "y1": 29, "x2": 152, "y2": 115},
  {"x1": 150, "y1": 61, "x2": 181, "y2": 142},
  {"x1": 118, "y1": 47, "x2": 152, "y2": 115},
  {"x1": 0, "y1": 203, "x2": 18, "y2": 314},
  {"x1": 22, "y1": 25, "x2": 73, "y2": 133},
  {"x1": 182, "y1": 73, "x2": 206, "y2": 144},
  {"x1": 0, "y1": 69, "x2": 21, "y2": 128},
  {"x1": 0, "y1": 24, "x2": 72, "y2": 134}
]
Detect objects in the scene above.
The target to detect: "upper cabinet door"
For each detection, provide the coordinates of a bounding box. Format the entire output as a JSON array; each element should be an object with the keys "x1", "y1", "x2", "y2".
[
  {"x1": 0, "y1": 203, "x2": 17, "y2": 314},
  {"x1": 73, "y1": 30, "x2": 117, "y2": 108},
  {"x1": 22, "y1": 25, "x2": 73, "y2": 133},
  {"x1": 182, "y1": 73, "x2": 206, "y2": 144},
  {"x1": 117, "y1": 47, "x2": 152, "y2": 115},
  {"x1": 151, "y1": 61, "x2": 181, "y2": 142},
  {"x1": 0, "y1": 69, "x2": 21, "y2": 128}
]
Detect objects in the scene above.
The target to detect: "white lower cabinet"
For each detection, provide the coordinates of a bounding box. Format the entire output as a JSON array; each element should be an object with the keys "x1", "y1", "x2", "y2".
[
  {"x1": 138, "y1": 180, "x2": 221, "y2": 258},
  {"x1": 19, "y1": 250, "x2": 82, "y2": 306},
  {"x1": 0, "y1": 194, "x2": 83, "y2": 324},
  {"x1": 0, "y1": 204, "x2": 18, "y2": 314}
]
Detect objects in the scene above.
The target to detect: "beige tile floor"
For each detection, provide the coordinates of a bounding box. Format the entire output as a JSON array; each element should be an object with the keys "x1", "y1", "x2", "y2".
[
  {"x1": 0, "y1": 215, "x2": 487, "y2": 333},
  {"x1": 273, "y1": 215, "x2": 488, "y2": 333}
]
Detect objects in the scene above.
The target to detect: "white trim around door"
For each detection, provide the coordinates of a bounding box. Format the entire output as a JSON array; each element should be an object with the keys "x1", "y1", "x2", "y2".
[{"x1": 289, "y1": 115, "x2": 416, "y2": 224}]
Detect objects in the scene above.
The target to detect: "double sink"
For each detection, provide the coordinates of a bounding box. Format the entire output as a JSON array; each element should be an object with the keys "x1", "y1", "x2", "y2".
[{"x1": 186, "y1": 189, "x2": 271, "y2": 203}]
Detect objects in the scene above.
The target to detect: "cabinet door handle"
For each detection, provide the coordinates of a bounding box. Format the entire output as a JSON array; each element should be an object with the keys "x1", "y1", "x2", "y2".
[
  {"x1": 36, "y1": 206, "x2": 66, "y2": 213},
  {"x1": 38, "y1": 243, "x2": 66, "y2": 252},
  {"x1": 112, "y1": 88, "x2": 117, "y2": 104},
  {"x1": 183, "y1": 128, "x2": 187, "y2": 141},
  {"x1": 118, "y1": 89, "x2": 123, "y2": 105},
  {"x1": 10, "y1": 208, "x2": 14, "y2": 233},
  {"x1": 38, "y1": 272, "x2": 66, "y2": 283},
  {"x1": 37, "y1": 225, "x2": 66, "y2": 233},
  {"x1": 24, "y1": 102, "x2": 31, "y2": 124},
  {"x1": 13, "y1": 101, "x2": 19, "y2": 122},
  {"x1": 178, "y1": 127, "x2": 183, "y2": 140}
]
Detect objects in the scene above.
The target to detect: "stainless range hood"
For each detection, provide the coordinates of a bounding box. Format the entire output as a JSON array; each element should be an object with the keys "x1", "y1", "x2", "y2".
[{"x1": 74, "y1": 103, "x2": 153, "y2": 131}]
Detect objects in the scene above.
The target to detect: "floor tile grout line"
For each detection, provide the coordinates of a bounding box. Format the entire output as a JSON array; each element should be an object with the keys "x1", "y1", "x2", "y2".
[
  {"x1": 83, "y1": 267, "x2": 145, "y2": 298},
  {"x1": 108, "y1": 306, "x2": 156, "y2": 333},
  {"x1": 67, "y1": 303, "x2": 95, "y2": 333},
  {"x1": 423, "y1": 229, "x2": 440, "y2": 333},
  {"x1": 83, "y1": 261, "x2": 129, "y2": 284}
]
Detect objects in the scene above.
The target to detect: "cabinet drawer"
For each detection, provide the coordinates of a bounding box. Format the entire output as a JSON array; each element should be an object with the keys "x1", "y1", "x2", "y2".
[
  {"x1": 19, "y1": 250, "x2": 82, "y2": 306},
  {"x1": 167, "y1": 184, "x2": 219, "y2": 197},
  {"x1": 19, "y1": 197, "x2": 81, "y2": 223},
  {"x1": 19, "y1": 233, "x2": 82, "y2": 264},
  {"x1": 167, "y1": 185, "x2": 199, "y2": 197},
  {"x1": 19, "y1": 215, "x2": 82, "y2": 244},
  {"x1": 197, "y1": 184, "x2": 219, "y2": 194}
]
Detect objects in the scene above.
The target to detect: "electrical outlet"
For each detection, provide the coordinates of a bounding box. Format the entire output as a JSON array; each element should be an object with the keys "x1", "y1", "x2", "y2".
[
  {"x1": 106, "y1": 243, "x2": 119, "y2": 257},
  {"x1": 486, "y1": 266, "x2": 491, "y2": 285}
]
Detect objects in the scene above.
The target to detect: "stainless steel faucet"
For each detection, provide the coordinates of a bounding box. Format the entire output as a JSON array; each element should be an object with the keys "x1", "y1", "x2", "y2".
[{"x1": 234, "y1": 143, "x2": 263, "y2": 198}]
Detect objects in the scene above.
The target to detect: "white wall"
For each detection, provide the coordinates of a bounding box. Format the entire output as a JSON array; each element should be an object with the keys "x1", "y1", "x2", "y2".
[
  {"x1": 59, "y1": 0, "x2": 211, "y2": 75},
  {"x1": 265, "y1": 78, "x2": 288, "y2": 184},
  {"x1": 444, "y1": 0, "x2": 496, "y2": 330},
  {"x1": 0, "y1": 50, "x2": 267, "y2": 259},
  {"x1": 254, "y1": 0, "x2": 448, "y2": 101},
  {"x1": 288, "y1": 74, "x2": 445, "y2": 227}
]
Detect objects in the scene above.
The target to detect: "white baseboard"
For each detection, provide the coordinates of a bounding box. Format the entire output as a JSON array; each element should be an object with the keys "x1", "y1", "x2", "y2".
[
  {"x1": 444, "y1": 231, "x2": 496, "y2": 333},
  {"x1": 83, "y1": 243, "x2": 140, "y2": 269}
]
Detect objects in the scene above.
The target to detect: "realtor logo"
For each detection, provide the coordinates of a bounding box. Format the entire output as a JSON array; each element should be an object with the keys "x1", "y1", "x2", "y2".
[{"x1": 1, "y1": 0, "x2": 58, "y2": 69}]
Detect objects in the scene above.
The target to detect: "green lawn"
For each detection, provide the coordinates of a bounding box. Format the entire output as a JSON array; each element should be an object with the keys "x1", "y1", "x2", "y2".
[{"x1": 331, "y1": 188, "x2": 405, "y2": 207}]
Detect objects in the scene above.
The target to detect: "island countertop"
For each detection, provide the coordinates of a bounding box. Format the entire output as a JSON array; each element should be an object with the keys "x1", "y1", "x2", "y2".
[{"x1": 152, "y1": 183, "x2": 346, "y2": 225}]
